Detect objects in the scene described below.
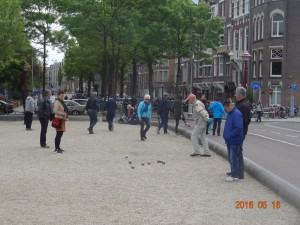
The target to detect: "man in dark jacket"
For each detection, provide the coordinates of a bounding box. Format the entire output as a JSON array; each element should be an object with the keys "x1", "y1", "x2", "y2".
[
  {"x1": 223, "y1": 98, "x2": 244, "y2": 181},
  {"x1": 157, "y1": 92, "x2": 170, "y2": 134},
  {"x1": 105, "y1": 97, "x2": 117, "y2": 131},
  {"x1": 234, "y1": 87, "x2": 251, "y2": 179},
  {"x1": 86, "y1": 92, "x2": 99, "y2": 134},
  {"x1": 38, "y1": 90, "x2": 52, "y2": 148}
]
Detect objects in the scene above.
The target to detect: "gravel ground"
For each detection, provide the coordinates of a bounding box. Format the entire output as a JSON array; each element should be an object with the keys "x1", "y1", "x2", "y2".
[{"x1": 0, "y1": 120, "x2": 299, "y2": 225}]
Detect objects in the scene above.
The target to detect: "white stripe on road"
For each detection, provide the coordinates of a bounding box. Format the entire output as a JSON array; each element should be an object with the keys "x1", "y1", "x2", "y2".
[
  {"x1": 248, "y1": 133, "x2": 300, "y2": 148},
  {"x1": 264, "y1": 123, "x2": 300, "y2": 133},
  {"x1": 271, "y1": 131, "x2": 281, "y2": 135},
  {"x1": 286, "y1": 135, "x2": 298, "y2": 138}
]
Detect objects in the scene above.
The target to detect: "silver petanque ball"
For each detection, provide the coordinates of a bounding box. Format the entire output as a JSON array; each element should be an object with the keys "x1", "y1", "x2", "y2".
[
  {"x1": 128, "y1": 161, "x2": 132, "y2": 164},
  {"x1": 131, "y1": 165, "x2": 135, "y2": 169},
  {"x1": 141, "y1": 162, "x2": 145, "y2": 166},
  {"x1": 162, "y1": 161, "x2": 165, "y2": 164},
  {"x1": 125, "y1": 155, "x2": 128, "y2": 159},
  {"x1": 147, "y1": 161, "x2": 150, "y2": 165}
]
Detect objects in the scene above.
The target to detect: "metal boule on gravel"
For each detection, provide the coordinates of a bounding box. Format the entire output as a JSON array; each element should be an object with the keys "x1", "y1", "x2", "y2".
[
  {"x1": 141, "y1": 162, "x2": 145, "y2": 166},
  {"x1": 131, "y1": 165, "x2": 135, "y2": 169},
  {"x1": 147, "y1": 161, "x2": 150, "y2": 165},
  {"x1": 125, "y1": 155, "x2": 128, "y2": 159},
  {"x1": 128, "y1": 161, "x2": 132, "y2": 164},
  {"x1": 157, "y1": 160, "x2": 162, "y2": 163},
  {"x1": 162, "y1": 161, "x2": 165, "y2": 164}
]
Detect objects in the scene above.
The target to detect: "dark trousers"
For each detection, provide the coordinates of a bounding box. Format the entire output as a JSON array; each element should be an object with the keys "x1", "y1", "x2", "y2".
[
  {"x1": 256, "y1": 111, "x2": 262, "y2": 122},
  {"x1": 213, "y1": 118, "x2": 222, "y2": 135},
  {"x1": 39, "y1": 119, "x2": 48, "y2": 147},
  {"x1": 238, "y1": 143, "x2": 245, "y2": 177},
  {"x1": 87, "y1": 109, "x2": 98, "y2": 131},
  {"x1": 55, "y1": 131, "x2": 64, "y2": 149},
  {"x1": 106, "y1": 113, "x2": 115, "y2": 131},
  {"x1": 158, "y1": 113, "x2": 169, "y2": 133},
  {"x1": 175, "y1": 119, "x2": 180, "y2": 134},
  {"x1": 140, "y1": 117, "x2": 150, "y2": 138},
  {"x1": 25, "y1": 112, "x2": 33, "y2": 129}
]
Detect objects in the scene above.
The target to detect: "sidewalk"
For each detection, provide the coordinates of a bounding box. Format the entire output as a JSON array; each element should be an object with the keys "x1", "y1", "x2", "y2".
[{"x1": 0, "y1": 120, "x2": 299, "y2": 225}]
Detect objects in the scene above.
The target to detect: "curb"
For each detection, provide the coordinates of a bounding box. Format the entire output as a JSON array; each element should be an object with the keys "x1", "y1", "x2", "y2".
[{"x1": 152, "y1": 121, "x2": 300, "y2": 211}]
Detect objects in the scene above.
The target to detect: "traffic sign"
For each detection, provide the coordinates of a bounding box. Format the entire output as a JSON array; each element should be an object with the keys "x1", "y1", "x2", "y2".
[
  {"x1": 291, "y1": 84, "x2": 297, "y2": 91},
  {"x1": 252, "y1": 81, "x2": 260, "y2": 91}
]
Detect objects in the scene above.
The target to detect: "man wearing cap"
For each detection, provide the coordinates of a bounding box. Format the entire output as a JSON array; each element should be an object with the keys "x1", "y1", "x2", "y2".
[
  {"x1": 187, "y1": 94, "x2": 212, "y2": 157},
  {"x1": 157, "y1": 92, "x2": 170, "y2": 134},
  {"x1": 223, "y1": 99, "x2": 244, "y2": 181}
]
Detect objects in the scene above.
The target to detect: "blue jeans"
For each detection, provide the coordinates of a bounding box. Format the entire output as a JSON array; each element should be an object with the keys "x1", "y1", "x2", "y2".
[
  {"x1": 213, "y1": 118, "x2": 222, "y2": 135},
  {"x1": 158, "y1": 113, "x2": 169, "y2": 133},
  {"x1": 227, "y1": 144, "x2": 240, "y2": 178},
  {"x1": 238, "y1": 143, "x2": 244, "y2": 177},
  {"x1": 87, "y1": 109, "x2": 98, "y2": 130},
  {"x1": 140, "y1": 117, "x2": 150, "y2": 138},
  {"x1": 106, "y1": 113, "x2": 114, "y2": 131}
]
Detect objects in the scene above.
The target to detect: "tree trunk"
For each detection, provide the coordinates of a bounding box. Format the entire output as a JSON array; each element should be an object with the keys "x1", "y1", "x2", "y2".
[
  {"x1": 147, "y1": 62, "x2": 153, "y2": 102},
  {"x1": 132, "y1": 58, "x2": 137, "y2": 96},
  {"x1": 176, "y1": 57, "x2": 181, "y2": 96},
  {"x1": 43, "y1": 34, "x2": 46, "y2": 92},
  {"x1": 120, "y1": 63, "x2": 125, "y2": 98},
  {"x1": 101, "y1": 28, "x2": 108, "y2": 98}
]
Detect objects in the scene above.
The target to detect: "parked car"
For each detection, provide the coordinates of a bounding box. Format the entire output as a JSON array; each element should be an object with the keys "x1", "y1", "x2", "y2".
[
  {"x1": 63, "y1": 100, "x2": 86, "y2": 115},
  {"x1": 0, "y1": 100, "x2": 14, "y2": 114},
  {"x1": 72, "y1": 99, "x2": 88, "y2": 106}
]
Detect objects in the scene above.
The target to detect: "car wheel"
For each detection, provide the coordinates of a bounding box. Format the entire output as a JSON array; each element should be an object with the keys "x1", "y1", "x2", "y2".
[{"x1": 72, "y1": 110, "x2": 79, "y2": 115}]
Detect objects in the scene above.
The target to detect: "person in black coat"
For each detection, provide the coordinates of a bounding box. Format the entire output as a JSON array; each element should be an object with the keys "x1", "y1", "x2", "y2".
[
  {"x1": 86, "y1": 92, "x2": 99, "y2": 134},
  {"x1": 157, "y1": 92, "x2": 170, "y2": 134},
  {"x1": 234, "y1": 87, "x2": 251, "y2": 179},
  {"x1": 105, "y1": 97, "x2": 117, "y2": 131}
]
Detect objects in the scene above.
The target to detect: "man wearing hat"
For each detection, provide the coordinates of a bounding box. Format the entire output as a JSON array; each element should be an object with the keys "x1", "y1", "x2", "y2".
[
  {"x1": 223, "y1": 98, "x2": 244, "y2": 181},
  {"x1": 186, "y1": 94, "x2": 212, "y2": 157}
]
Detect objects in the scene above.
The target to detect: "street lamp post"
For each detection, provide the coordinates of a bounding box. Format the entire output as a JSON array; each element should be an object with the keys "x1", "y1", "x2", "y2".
[{"x1": 241, "y1": 51, "x2": 251, "y2": 90}]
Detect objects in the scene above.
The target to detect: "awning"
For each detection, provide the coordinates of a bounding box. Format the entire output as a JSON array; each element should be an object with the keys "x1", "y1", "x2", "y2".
[
  {"x1": 193, "y1": 82, "x2": 212, "y2": 91},
  {"x1": 212, "y1": 82, "x2": 224, "y2": 93},
  {"x1": 225, "y1": 82, "x2": 236, "y2": 90}
]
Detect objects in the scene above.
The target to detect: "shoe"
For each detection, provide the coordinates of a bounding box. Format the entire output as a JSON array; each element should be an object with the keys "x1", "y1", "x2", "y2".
[
  {"x1": 200, "y1": 154, "x2": 211, "y2": 157},
  {"x1": 206, "y1": 132, "x2": 209, "y2": 135},
  {"x1": 89, "y1": 129, "x2": 94, "y2": 134},
  {"x1": 157, "y1": 127, "x2": 160, "y2": 134},
  {"x1": 41, "y1": 145, "x2": 49, "y2": 148},
  {"x1": 143, "y1": 135, "x2": 147, "y2": 139},
  {"x1": 190, "y1": 153, "x2": 201, "y2": 157},
  {"x1": 213, "y1": 133, "x2": 215, "y2": 136},
  {"x1": 56, "y1": 149, "x2": 64, "y2": 154},
  {"x1": 238, "y1": 175, "x2": 244, "y2": 179},
  {"x1": 111, "y1": 126, "x2": 114, "y2": 131},
  {"x1": 226, "y1": 176, "x2": 238, "y2": 182},
  {"x1": 226, "y1": 172, "x2": 231, "y2": 176},
  {"x1": 141, "y1": 138, "x2": 145, "y2": 141},
  {"x1": 176, "y1": 133, "x2": 179, "y2": 135},
  {"x1": 26, "y1": 128, "x2": 33, "y2": 131}
]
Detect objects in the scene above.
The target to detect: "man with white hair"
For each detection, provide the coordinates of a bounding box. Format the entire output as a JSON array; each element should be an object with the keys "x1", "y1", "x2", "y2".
[
  {"x1": 137, "y1": 94, "x2": 152, "y2": 141},
  {"x1": 233, "y1": 87, "x2": 251, "y2": 179},
  {"x1": 186, "y1": 94, "x2": 212, "y2": 157},
  {"x1": 86, "y1": 92, "x2": 99, "y2": 134}
]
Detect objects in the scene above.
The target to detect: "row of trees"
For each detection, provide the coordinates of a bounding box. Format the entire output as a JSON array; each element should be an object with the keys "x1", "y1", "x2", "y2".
[{"x1": 0, "y1": 0, "x2": 223, "y2": 101}]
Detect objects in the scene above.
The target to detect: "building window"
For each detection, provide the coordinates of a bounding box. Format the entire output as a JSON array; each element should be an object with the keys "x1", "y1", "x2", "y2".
[
  {"x1": 253, "y1": 18, "x2": 257, "y2": 41},
  {"x1": 219, "y1": 56, "x2": 224, "y2": 76},
  {"x1": 252, "y1": 51, "x2": 256, "y2": 78},
  {"x1": 244, "y1": 26, "x2": 249, "y2": 51},
  {"x1": 261, "y1": 17, "x2": 264, "y2": 40},
  {"x1": 257, "y1": 18, "x2": 261, "y2": 40},
  {"x1": 237, "y1": 1, "x2": 240, "y2": 17},
  {"x1": 272, "y1": 14, "x2": 283, "y2": 37},
  {"x1": 242, "y1": 0, "x2": 245, "y2": 14},
  {"x1": 255, "y1": 0, "x2": 257, "y2": 7},
  {"x1": 213, "y1": 57, "x2": 217, "y2": 76},
  {"x1": 231, "y1": 2, "x2": 234, "y2": 18},
  {"x1": 227, "y1": 27, "x2": 231, "y2": 46},
  {"x1": 270, "y1": 49, "x2": 282, "y2": 77},
  {"x1": 239, "y1": 28, "x2": 243, "y2": 50},
  {"x1": 259, "y1": 50, "x2": 263, "y2": 77},
  {"x1": 270, "y1": 85, "x2": 281, "y2": 105},
  {"x1": 234, "y1": 30, "x2": 238, "y2": 50}
]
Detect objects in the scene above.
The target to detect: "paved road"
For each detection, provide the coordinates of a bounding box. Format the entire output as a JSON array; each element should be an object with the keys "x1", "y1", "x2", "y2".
[
  {"x1": 169, "y1": 118, "x2": 300, "y2": 190},
  {"x1": 0, "y1": 120, "x2": 300, "y2": 225}
]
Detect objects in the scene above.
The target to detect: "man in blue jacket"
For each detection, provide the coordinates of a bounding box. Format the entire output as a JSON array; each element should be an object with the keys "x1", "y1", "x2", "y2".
[
  {"x1": 208, "y1": 99, "x2": 225, "y2": 136},
  {"x1": 223, "y1": 99, "x2": 244, "y2": 182},
  {"x1": 138, "y1": 94, "x2": 152, "y2": 141}
]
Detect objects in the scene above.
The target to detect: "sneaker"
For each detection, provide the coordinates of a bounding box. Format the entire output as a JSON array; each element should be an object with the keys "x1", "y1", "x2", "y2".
[
  {"x1": 190, "y1": 153, "x2": 201, "y2": 157},
  {"x1": 157, "y1": 127, "x2": 160, "y2": 134},
  {"x1": 226, "y1": 176, "x2": 238, "y2": 182},
  {"x1": 200, "y1": 154, "x2": 211, "y2": 157},
  {"x1": 226, "y1": 172, "x2": 231, "y2": 176},
  {"x1": 143, "y1": 135, "x2": 147, "y2": 139},
  {"x1": 141, "y1": 138, "x2": 145, "y2": 141},
  {"x1": 56, "y1": 149, "x2": 64, "y2": 154},
  {"x1": 238, "y1": 174, "x2": 244, "y2": 179},
  {"x1": 41, "y1": 145, "x2": 49, "y2": 149}
]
